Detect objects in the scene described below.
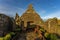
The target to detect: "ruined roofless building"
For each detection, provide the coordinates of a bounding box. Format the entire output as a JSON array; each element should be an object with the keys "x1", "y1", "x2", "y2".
[
  {"x1": 21, "y1": 4, "x2": 43, "y2": 27},
  {"x1": 15, "y1": 4, "x2": 43, "y2": 28}
]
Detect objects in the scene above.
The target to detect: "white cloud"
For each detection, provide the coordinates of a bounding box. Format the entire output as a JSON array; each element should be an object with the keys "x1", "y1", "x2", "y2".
[
  {"x1": 0, "y1": 5, "x2": 25, "y2": 17},
  {"x1": 42, "y1": 11, "x2": 60, "y2": 19},
  {"x1": 41, "y1": 10, "x2": 46, "y2": 14}
]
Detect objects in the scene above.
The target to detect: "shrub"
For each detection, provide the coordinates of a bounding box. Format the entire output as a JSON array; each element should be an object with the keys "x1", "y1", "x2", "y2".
[
  {"x1": 44, "y1": 32, "x2": 49, "y2": 38},
  {"x1": 9, "y1": 32, "x2": 15, "y2": 36},
  {"x1": 39, "y1": 27, "x2": 46, "y2": 33},
  {"x1": 14, "y1": 28, "x2": 21, "y2": 32},
  {"x1": 0, "y1": 32, "x2": 15, "y2": 40},
  {"x1": 50, "y1": 34, "x2": 57, "y2": 40},
  {"x1": 46, "y1": 33, "x2": 58, "y2": 40},
  {"x1": 0, "y1": 37, "x2": 3, "y2": 40},
  {"x1": 4, "y1": 34, "x2": 11, "y2": 40}
]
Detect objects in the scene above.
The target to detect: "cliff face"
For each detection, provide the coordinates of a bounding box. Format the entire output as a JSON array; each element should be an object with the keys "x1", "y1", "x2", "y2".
[{"x1": 0, "y1": 14, "x2": 13, "y2": 37}]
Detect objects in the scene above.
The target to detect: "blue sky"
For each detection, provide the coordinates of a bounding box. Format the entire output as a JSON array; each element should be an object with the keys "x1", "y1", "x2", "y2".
[{"x1": 0, "y1": 0, "x2": 60, "y2": 19}]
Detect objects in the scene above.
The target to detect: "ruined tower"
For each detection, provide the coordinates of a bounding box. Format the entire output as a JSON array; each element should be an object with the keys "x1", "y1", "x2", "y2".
[{"x1": 21, "y1": 4, "x2": 43, "y2": 27}]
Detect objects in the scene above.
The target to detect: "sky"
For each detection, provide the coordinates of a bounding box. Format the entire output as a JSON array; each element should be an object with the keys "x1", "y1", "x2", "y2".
[{"x1": 0, "y1": 0, "x2": 60, "y2": 19}]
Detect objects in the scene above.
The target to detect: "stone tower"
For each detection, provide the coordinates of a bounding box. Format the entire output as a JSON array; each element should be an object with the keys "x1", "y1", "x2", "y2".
[{"x1": 21, "y1": 4, "x2": 43, "y2": 27}]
